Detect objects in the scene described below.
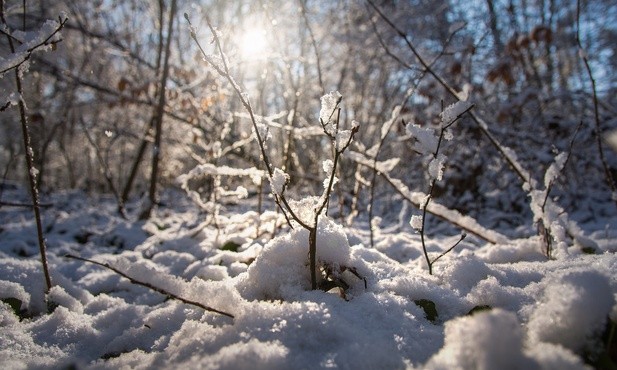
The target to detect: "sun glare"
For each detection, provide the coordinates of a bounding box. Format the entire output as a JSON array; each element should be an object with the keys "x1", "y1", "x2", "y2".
[{"x1": 239, "y1": 27, "x2": 268, "y2": 59}]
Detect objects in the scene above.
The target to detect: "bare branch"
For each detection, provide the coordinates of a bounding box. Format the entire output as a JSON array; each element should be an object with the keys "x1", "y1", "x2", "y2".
[
  {"x1": 575, "y1": 0, "x2": 617, "y2": 206},
  {"x1": 65, "y1": 254, "x2": 234, "y2": 319},
  {"x1": 366, "y1": 0, "x2": 532, "y2": 184}
]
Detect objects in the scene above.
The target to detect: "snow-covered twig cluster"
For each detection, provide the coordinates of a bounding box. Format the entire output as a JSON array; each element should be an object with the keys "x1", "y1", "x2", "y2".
[
  {"x1": 0, "y1": 14, "x2": 67, "y2": 80},
  {"x1": 408, "y1": 101, "x2": 473, "y2": 274},
  {"x1": 528, "y1": 122, "x2": 583, "y2": 258},
  {"x1": 185, "y1": 14, "x2": 360, "y2": 292}
]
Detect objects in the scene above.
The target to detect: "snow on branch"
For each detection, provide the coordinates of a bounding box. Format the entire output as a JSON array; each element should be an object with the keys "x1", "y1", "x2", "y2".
[
  {"x1": 348, "y1": 151, "x2": 508, "y2": 245},
  {"x1": 0, "y1": 15, "x2": 68, "y2": 77}
]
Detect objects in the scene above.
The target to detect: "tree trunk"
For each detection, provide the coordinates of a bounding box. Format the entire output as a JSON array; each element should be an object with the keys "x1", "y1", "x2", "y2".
[{"x1": 140, "y1": 0, "x2": 177, "y2": 219}]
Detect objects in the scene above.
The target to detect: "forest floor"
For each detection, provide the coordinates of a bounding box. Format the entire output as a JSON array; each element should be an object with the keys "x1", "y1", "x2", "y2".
[{"x1": 0, "y1": 185, "x2": 616, "y2": 369}]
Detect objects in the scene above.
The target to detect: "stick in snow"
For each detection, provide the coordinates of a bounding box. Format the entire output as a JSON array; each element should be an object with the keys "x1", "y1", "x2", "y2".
[{"x1": 65, "y1": 254, "x2": 234, "y2": 319}]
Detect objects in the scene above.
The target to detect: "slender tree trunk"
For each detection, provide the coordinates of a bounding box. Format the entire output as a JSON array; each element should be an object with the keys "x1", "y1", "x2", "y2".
[
  {"x1": 121, "y1": 0, "x2": 167, "y2": 205},
  {"x1": 121, "y1": 117, "x2": 155, "y2": 205},
  {"x1": 485, "y1": 0, "x2": 504, "y2": 54},
  {"x1": 141, "y1": 0, "x2": 177, "y2": 219},
  {"x1": 2, "y1": 8, "x2": 53, "y2": 293}
]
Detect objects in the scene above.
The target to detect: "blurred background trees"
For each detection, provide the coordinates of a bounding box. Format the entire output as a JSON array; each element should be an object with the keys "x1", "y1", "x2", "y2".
[{"x1": 1, "y1": 0, "x2": 615, "y2": 235}]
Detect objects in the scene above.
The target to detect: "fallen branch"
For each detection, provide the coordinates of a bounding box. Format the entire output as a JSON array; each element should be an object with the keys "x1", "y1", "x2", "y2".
[
  {"x1": 348, "y1": 152, "x2": 508, "y2": 245},
  {"x1": 65, "y1": 254, "x2": 234, "y2": 319}
]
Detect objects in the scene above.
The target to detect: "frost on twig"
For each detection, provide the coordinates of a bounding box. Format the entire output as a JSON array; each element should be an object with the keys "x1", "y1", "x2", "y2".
[
  {"x1": 350, "y1": 151, "x2": 508, "y2": 244},
  {"x1": 407, "y1": 124, "x2": 438, "y2": 155},
  {"x1": 440, "y1": 101, "x2": 473, "y2": 127}
]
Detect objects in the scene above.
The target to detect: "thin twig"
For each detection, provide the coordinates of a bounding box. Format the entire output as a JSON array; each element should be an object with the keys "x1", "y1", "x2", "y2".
[
  {"x1": 575, "y1": 0, "x2": 617, "y2": 206},
  {"x1": 65, "y1": 254, "x2": 234, "y2": 319},
  {"x1": 354, "y1": 159, "x2": 505, "y2": 244},
  {"x1": 538, "y1": 120, "x2": 583, "y2": 258},
  {"x1": 541, "y1": 121, "x2": 583, "y2": 211},
  {"x1": 185, "y1": 13, "x2": 309, "y2": 230},
  {"x1": 310, "y1": 106, "x2": 357, "y2": 289},
  {"x1": 4, "y1": 15, "x2": 61, "y2": 294},
  {"x1": 431, "y1": 233, "x2": 466, "y2": 265},
  {"x1": 299, "y1": 0, "x2": 325, "y2": 96},
  {"x1": 418, "y1": 104, "x2": 474, "y2": 274},
  {"x1": 80, "y1": 119, "x2": 127, "y2": 219}
]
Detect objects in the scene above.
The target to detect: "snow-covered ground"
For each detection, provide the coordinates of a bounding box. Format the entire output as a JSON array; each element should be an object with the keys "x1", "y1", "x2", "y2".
[{"x1": 0, "y1": 186, "x2": 616, "y2": 369}]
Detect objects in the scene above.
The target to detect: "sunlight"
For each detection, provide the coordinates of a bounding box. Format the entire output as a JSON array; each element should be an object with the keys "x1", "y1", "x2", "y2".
[{"x1": 238, "y1": 26, "x2": 268, "y2": 60}]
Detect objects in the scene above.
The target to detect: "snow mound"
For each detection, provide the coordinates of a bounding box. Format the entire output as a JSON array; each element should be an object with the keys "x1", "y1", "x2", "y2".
[
  {"x1": 236, "y1": 217, "x2": 350, "y2": 300},
  {"x1": 425, "y1": 309, "x2": 535, "y2": 370},
  {"x1": 426, "y1": 308, "x2": 590, "y2": 370},
  {"x1": 527, "y1": 269, "x2": 613, "y2": 353}
]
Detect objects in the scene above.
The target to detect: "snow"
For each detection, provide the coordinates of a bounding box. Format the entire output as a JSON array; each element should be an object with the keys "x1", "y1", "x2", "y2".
[
  {"x1": 321, "y1": 159, "x2": 338, "y2": 190},
  {"x1": 335, "y1": 129, "x2": 352, "y2": 149},
  {"x1": 319, "y1": 91, "x2": 342, "y2": 136},
  {"x1": 543, "y1": 152, "x2": 568, "y2": 188},
  {"x1": 410, "y1": 215, "x2": 423, "y2": 230},
  {"x1": 440, "y1": 101, "x2": 473, "y2": 126},
  {"x1": 254, "y1": 117, "x2": 272, "y2": 144},
  {"x1": 269, "y1": 168, "x2": 289, "y2": 196},
  {"x1": 527, "y1": 269, "x2": 613, "y2": 354},
  {"x1": 428, "y1": 154, "x2": 446, "y2": 181},
  {"x1": 0, "y1": 187, "x2": 615, "y2": 369},
  {"x1": 406, "y1": 123, "x2": 438, "y2": 155},
  {"x1": 425, "y1": 309, "x2": 534, "y2": 370},
  {"x1": 347, "y1": 151, "x2": 399, "y2": 174},
  {"x1": 238, "y1": 216, "x2": 350, "y2": 300},
  {"x1": 0, "y1": 18, "x2": 63, "y2": 77}
]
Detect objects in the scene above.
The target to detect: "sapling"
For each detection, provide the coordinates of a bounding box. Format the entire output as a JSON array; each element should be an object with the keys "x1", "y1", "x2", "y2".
[
  {"x1": 529, "y1": 121, "x2": 582, "y2": 258},
  {"x1": 1, "y1": 11, "x2": 68, "y2": 294},
  {"x1": 408, "y1": 101, "x2": 473, "y2": 274},
  {"x1": 185, "y1": 14, "x2": 361, "y2": 291}
]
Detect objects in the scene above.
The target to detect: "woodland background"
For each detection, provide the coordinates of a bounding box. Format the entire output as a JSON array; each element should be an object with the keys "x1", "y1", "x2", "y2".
[{"x1": 1, "y1": 0, "x2": 617, "y2": 246}]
